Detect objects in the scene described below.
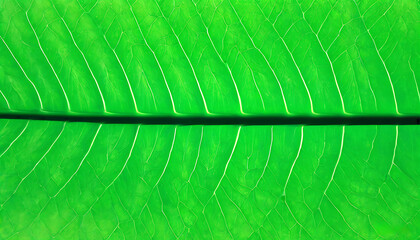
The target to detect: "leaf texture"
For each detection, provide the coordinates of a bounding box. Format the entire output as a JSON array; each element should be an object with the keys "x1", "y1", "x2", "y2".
[
  {"x1": 1, "y1": 0, "x2": 419, "y2": 239},
  {"x1": 0, "y1": 120, "x2": 419, "y2": 239},
  {"x1": 0, "y1": 0, "x2": 418, "y2": 116}
]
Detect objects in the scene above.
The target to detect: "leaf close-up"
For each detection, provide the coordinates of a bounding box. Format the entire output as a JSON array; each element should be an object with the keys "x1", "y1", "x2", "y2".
[
  {"x1": 0, "y1": 0, "x2": 419, "y2": 239},
  {"x1": 1, "y1": 121, "x2": 420, "y2": 239}
]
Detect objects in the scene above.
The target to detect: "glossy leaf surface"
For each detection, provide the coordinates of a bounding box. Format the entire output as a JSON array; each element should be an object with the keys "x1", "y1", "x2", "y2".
[
  {"x1": 0, "y1": 0, "x2": 419, "y2": 239},
  {"x1": 1, "y1": 120, "x2": 419, "y2": 239},
  {"x1": 0, "y1": 0, "x2": 418, "y2": 116}
]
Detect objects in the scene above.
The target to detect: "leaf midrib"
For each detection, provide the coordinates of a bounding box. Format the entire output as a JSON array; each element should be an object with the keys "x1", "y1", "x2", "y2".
[{"x1": 0, "y1": 113, "x2": 418, "y2": 125}]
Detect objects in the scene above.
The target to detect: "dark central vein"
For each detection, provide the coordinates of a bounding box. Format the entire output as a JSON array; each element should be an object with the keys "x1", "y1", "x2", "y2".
[{"x1": 0, "y1": 113, "x2": 418, "y2": 125}]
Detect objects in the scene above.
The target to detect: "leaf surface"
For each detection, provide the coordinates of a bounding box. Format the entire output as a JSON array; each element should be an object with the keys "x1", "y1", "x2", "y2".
[
  {"x1": 0, "y1": 120, "x2": 419, "y2": 239},
  {"x1": 0, "y1": 0, "x2": 418, "y2": 116},
  {"x1": 0, "y1": 0, "x2": 419, "y2": 239}
]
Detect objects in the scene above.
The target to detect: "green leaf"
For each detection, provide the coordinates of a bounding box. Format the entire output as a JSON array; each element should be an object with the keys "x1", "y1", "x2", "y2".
[
  {"x1": 0, "y1": 0, "x2": 418, "y2": 116},
  {"x1": 1, "y1": 0, "x2": 419, "y2": 239},
  {"x1": 0, "y1": 120, "x2": 419, "y2": 239}
]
